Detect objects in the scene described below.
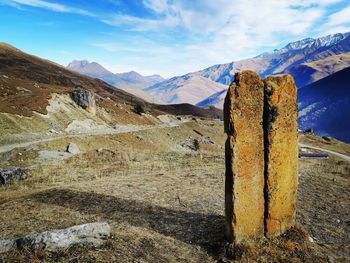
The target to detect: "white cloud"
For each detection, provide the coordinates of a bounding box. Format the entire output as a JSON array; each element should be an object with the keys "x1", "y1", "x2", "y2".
[
  {"x1": 143, "y1": 0, "x2": 169, "y2": 13},
  {"x1": 7, "y1": 0, "x2": 94, "y2": 16},
  {"x1": 327, "y1": 4, "x2": 350, "y2": 26},
  {"x1": 101, "y1": 13, "x2": 179, "y2": 31},
  {"x1": 94, "y1": 0, "x2": 350, "y2": 76}
]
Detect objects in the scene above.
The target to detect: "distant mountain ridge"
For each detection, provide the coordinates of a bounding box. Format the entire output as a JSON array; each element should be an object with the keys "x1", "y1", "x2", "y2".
[
  {"x1": 186, "y1": 32, "x2": 349, "y2": 108},
  {"x1": 67, "y1": 60, "x2": 164, "y2": 91},
  {"x1": 144, "y1": 73, "x2": 227, "y2": 105},
  {"x1": 196, "y1": 32, "x2": 350, "y2": 87}
]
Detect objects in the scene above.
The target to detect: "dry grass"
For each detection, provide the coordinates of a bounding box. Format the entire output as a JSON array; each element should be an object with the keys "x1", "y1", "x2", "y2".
[{"x1": 0, "y1": 120, "x2": 349, "y2": 262}]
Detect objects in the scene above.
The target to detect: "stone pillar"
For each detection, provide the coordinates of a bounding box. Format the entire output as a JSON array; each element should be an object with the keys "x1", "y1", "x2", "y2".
[
  {"x1": 264, "y1": 75, "x2": 298, "y2": 237},
  {"x1": 224, "y1": 70, "x2": 265, "y2": 243}
]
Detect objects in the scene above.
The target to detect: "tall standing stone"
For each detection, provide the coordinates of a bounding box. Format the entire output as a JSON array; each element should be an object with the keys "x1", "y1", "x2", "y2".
[
  {"x1": 264, "y1": 75, "x2": 298, "y2": 237},
  {"x1": 224, "y1": 70, "x2": 265, "y2": 243}
]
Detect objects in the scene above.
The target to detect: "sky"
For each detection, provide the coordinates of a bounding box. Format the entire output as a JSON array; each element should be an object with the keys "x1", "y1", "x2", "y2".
[{"x1": 0, "y1": 0, "x2": 350, "y2": 78}]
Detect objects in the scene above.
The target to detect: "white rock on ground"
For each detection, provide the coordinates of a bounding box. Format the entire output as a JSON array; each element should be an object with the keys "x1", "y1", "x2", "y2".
[
  {"x1": 0, "y1": 222, "x2": 111, "y2": 254},
  {"x1": 66, "y1": 143, "x2": 80, "y2": 154}
]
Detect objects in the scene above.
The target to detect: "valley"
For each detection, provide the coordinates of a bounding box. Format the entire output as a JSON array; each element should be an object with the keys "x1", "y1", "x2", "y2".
[
  {"x1": 0, "y1": 28, "x2": 349, "y2": 263},
  {"x1": 0, "y1": 114, "x2": 349, "y2": 262}
]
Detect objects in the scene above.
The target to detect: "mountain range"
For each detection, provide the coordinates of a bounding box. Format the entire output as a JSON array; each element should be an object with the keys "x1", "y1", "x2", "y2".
[
  {"x1": 65, "y1": 32, "x2": 350, "y2": 142},
  {"x1": 0, "y1": 42, "x2": 221, "y2": 120},
  {"x1": 67, "y1": 60, "x2": 164, "y2": 90},
  {"x1": 190, "y1": 32, "x2": 350, "y2": 109}
]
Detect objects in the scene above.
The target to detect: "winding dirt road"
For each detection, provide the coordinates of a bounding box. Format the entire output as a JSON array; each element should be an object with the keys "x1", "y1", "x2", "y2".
[
  {"x1": 299, "y1": 143, "x2": 350, "y2": 162},
  {"x1": 0, "y1": 121, "x2": 183, "y2": 154}
]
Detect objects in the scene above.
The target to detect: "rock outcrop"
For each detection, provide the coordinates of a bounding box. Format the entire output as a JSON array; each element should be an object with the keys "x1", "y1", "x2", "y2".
[
  {"x1": 224, "y1": 71, "x2": 265, "y2": 243},
  {"x1": 264, "y1": 75, "x2": 298, "y2": 237},
  {"x1": 0, "y1": 222, "x2": 111, "y2": 254},
  {"x1": 70, "y1": 86, "x2": 96, "y2": 114},
  {"x1": 0, "y1": 167, "x2": 27, "y2": 185},
  {"x1": 224, "y1": 70, "x2": 298, "y2": 243}
]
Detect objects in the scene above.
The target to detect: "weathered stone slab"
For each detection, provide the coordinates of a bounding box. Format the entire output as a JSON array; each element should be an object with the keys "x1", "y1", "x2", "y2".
[
  {"x1": 264, "y1": 75, "x2": 298, "y2": 237},
  {"x1": 224, "y1": 70, "x2": 265, "y2": 243},
  {"x1": 0, "y1": 222, "x2": 111, "y2": 254},
  {"x1": 17, "y1": 222, "x2": 111, "y2": 252}
]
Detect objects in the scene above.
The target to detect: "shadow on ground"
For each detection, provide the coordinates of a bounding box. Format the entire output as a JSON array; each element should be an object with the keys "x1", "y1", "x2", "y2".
[{"x1": 29, "y1": 188, "x2": 225, "y2": 257}]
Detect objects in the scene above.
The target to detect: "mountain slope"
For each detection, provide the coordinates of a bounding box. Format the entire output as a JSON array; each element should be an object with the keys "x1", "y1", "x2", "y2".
[
  {"x1": 144, "y1": 74, "x2": 227, "y2": 105},
  {"x1": 67, "y1": 60, "x2": 164, "y2": 90},
  {"x1": 284, "y1": 53, "x2": 350, "y2": 87},
  {"x1": 197, "y1": 32, "x2": 350, "y2": 87},
  {"x1": 298, "y1": 66, "x2": 350, "y2": 143},
  {"x1": 0, "y1": 43, "x2": 221, "y2": 120},
  {"x1": 150, "y1": 32, "x2": 350, "y2": 108},
  {"x1": 196, "y1": 88, "x2": 228, "y2": 109},
  {"x1": 199, "y1": 52, "x2": 350, "y2": 109}
]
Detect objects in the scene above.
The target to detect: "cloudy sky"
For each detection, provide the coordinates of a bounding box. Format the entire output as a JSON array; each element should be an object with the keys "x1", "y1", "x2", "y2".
[{"x1": 0, "y1": 0, "x2": 349, "y2": 77}]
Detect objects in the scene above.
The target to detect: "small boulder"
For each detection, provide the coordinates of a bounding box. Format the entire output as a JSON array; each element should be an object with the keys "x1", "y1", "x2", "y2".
[
  {"x1": 136, "y1": 135, "x2": 144, "y2": 141},
  {"x1": 303, "y1": 128, "x2": 314, "y2": 134},
  {"x1": 322, "y1": 136, "x2": 331, "y2": 141},
  {"x1": 70, "y1": 86, "x2": 96, "y2": 114},
  {"x1": 0, "y1": 222, "x2": 111, "y2": 254},
  {"x1": 0, "y1": 167, "x2": 27, "y2": 185},
  {"x1": 66, "y1": 143, "x2": 80, "y2": 154}
]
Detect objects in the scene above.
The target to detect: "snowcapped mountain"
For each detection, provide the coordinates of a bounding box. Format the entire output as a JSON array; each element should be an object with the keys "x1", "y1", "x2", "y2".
[
  {"x1": 148, "y1": 32, "x2": 350, "y2": 108},
  {"x1": 197, "y1": 32, "x2": 350, "y2": 87},
  {"x1": 67, "y1": 60, "x2": 164, "y2": 90}
]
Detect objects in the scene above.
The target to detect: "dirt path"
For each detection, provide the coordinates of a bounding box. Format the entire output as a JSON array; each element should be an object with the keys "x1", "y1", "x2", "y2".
[
  {"x1": 299, "y1": 143, "x2": 350, "y2": 162},
  {"x1": 0, "y1": 121, "x2": 185, "y2": 154}
]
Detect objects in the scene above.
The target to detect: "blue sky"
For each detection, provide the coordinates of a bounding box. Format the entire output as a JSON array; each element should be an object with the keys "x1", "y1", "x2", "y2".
[{"x1": 0, "y1": 0, "x2": 350, "y2": 77}]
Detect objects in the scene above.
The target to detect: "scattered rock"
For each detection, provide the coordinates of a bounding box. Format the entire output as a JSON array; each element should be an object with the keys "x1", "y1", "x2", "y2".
[
  {"x1": 49, "y1": 128, "x2": 59, "y2": 134},
  {"x1": 0, "y1": 167, "x2": 27, "y2": 185},
  {"x1": 303, "y1": 128, "x2": 314, "y2": 134},
  {"x1": 66, "y1": 143, "x2": 80, "y2": 154},
  {"x1": 0, "y1": 223, "x2": 111, "y2": 254},
  {"x1": 70, "y1": 86, "x2": 96, "y2": 114},
  {"x1": 322, "y1": 136, "x2": 331, "y2": 141},
  {"x1": 16, "y1": 86, "x2": 32, "y2": 94},
  {"x1": 327, "y1": 255, "x2": 334, "y2": 263},
  {"x1": 308, "y1": 236, "x2": 314, "y2": 243},
  {"x1": 136, "y1": 135, "x2": 144, "y2": 141},
  {"x1": 181, "y1": 136, "x2": 214, "y2": 151},
  {"x1": 0, "y1": 239, "x2": 16, "y2": 253},
  {"x1": 181, "y1": 138, "x2": 200, "y2": 151},
  {"x1": 197, "y1": 136, "x2": 214, "y2": 144}
]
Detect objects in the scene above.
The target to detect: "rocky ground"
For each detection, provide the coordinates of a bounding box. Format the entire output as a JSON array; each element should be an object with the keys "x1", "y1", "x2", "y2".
[{"x1": 0, "y1": 118, "x2": 349, "y2": 262}]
